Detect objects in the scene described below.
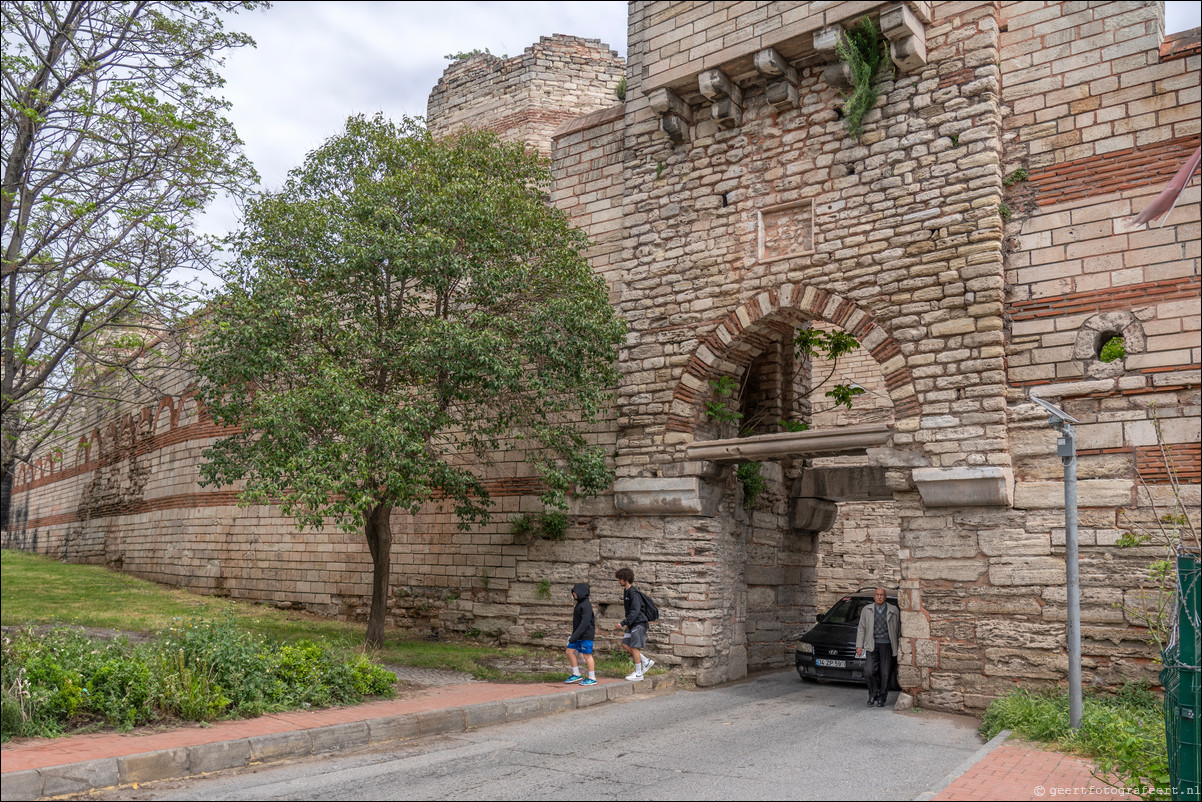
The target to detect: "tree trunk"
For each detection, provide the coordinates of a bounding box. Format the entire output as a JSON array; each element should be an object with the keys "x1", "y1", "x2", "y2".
[
  {"x1": 0, "y1": 457, "x2": 13, "y2": 530},
  {"x1": 363, "y1": 502, "x2": 393, "y2": 648}
]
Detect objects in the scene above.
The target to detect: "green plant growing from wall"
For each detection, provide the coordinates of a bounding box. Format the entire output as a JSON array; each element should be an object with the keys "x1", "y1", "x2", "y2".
[
  {"x1": 999, "y1": 203, "x2": 1012, "y2": 222},
  {"x1": 710, "y1": 327, "x2": 865, "y2": 437},
  {"x1": 537, "y1": 580, "x2": 552, "y2": 600},
  {"x1": 615, "y1": 76, "x2": 627, "y2": 101},
  {"x1": 736, "y1": 462, "x2": 766, "y2": 510},
  {"x1": 705, "y1": 376, "x2": 743, "y2": 423},
  {"x1": 1099, "y1": 336, "x2": 1126, "y2": 363},
  {"x1": 510, "y1": 511, "x2": 569, "y2": 544},
  {"x1": 481, "y1": 570, "x2": 490, "y2": 592},
  {"x1": 539, "y1": 511, "x2": 568, "y2": 541},
  {"x1": 835, "y1": 16, "x2": 888, "y2": 138},
  {"x1": 1003, "y1": 167, "x2": 1029, "y2": 187}
]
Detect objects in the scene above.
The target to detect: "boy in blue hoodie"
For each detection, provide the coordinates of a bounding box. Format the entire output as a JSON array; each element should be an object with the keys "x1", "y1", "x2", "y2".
[{"x1": 565, "y1": 582, "x2": 597, "y2": 686}]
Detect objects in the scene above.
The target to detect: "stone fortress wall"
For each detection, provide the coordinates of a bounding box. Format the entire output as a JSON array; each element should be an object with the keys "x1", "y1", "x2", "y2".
[{"x1": 5, "y1": 4, "x2": 1199, "y2": 711}]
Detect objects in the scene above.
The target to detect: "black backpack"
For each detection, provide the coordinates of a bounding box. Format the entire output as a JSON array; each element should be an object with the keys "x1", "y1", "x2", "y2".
[{"x1": 636, "y1": 588, "x2": 659, "y2": 622}]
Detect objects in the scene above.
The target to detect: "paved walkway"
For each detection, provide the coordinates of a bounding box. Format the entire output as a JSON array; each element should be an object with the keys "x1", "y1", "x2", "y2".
[{"x1": 0, "y1": 675, "x2": 1139, "y2": 801}]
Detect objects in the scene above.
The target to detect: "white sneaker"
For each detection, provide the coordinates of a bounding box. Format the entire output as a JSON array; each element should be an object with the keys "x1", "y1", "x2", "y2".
[
  {"x1": 625, "y1": 670, "x2": 644, "y2": 681},
  {"x1": 641, "y1": 658, "x2": 654, "y2": 671}
]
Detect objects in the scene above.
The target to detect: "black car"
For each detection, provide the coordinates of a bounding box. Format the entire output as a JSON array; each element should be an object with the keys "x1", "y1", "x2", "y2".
[{"x1": 795, "y1": 589, "x2": 901, "y2": 689}]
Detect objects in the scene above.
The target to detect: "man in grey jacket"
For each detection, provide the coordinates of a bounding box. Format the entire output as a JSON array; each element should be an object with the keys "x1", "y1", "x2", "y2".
[{"x1": 855, "y1": 587, "x2": 900, "y2": 707}]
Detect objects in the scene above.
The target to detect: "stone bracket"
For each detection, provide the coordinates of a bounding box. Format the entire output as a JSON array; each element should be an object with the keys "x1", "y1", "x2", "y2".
[
  {"x1": 879, "y1": 3, "x2": 928, "y2": 73},
  {"x1": 912, "y1": 467, "x2": 1014, "y2": 508},
  {"x1": 753, "y1": 47, "x2": 799, "y2": 113},
  {"x1": 698, "y1": 69, "x2": 743, "y2": 129},
  {"x1": 813, "y1": 25, "x2": 854, "y2": 93},
  {"x1": 790, "y1": 497, "x2": 838, "y2": 533},
  {"x1": 648, "y1": 87, "x2": 692, "y2": 144},
  {"x1": 613, "y1": 477, "x2": 722, "y2": 517}
]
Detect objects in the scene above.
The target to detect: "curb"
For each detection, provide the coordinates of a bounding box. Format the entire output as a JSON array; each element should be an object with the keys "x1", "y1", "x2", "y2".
[
  {"x1": 911, "y1": 728, "x2": 1011, "y2": 801},
  {"x1": 1, "y1": 675, "x2": 675, "y2": 800}
]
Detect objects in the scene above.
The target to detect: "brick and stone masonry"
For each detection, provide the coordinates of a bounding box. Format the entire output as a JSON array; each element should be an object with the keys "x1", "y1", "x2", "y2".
[{"x1": 5, "y1": 5, "x2": 1199, "y2": 711}]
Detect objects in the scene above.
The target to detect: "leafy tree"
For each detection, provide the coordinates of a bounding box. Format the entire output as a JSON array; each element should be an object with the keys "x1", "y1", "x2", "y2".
[
  {"x1": 196, "y1": 115, "x2": 625, "y2": 647},
  {"x1": 1, "y1": 1, "x2": 262, "y2": 524}
]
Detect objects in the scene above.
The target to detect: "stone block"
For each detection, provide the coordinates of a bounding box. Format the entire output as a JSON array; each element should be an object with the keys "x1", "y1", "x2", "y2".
[
  {"x1": 976, "y1": 619, "x2": 1066, "y2": 649},
  {"x1": 978, "y1": 527, "x2": 1051, "y2": 556},
  {"x1": 0, "y1": 770, "x2": 43, "y2": 801},
  {"x1": 988, "y1": 557, "x2": 1065, "y2": 586},
  {"x1": 1013, "y1": 480, "x2": 1134, "y2": 508},
  {"x1": 117, "y1": 748, "x2": 191, "y2": 784},
  {"x1": 368, "y1": 713, "x2": 419, "y2": 743},
  {"x1": 309, "y1": 721, "x2": 370, "y2": 754},
  {"x1": 465, "y1": 700, "x2": 507, "y2": 729},
  {"x1": 613, "y1": 477, "x2": 722, "y2": 516},
  {"x1": 904, "y1": 559, "x2": 987, "y2": 581},
  {"x1": 249, "y1": 730, "x2": 312, "y2": 763},
  {"x1": 504, "y1": 695, "x2": 549, "y2": 721},
  {"x1": 913, "y1": 466, "x2": 1014, "y2": 507},
  {"x1": 188, "y1": 739, "x2": 252, "y2": 774},
  {"x1": 39, "y1": 759, "x2": 120, "y2": 798},
  {"x1": 575, "y1": 684, "x2": 611, "y2": 707},
  {"x1": 418, "y1": 707, "x2": 466, "y2": 736}
]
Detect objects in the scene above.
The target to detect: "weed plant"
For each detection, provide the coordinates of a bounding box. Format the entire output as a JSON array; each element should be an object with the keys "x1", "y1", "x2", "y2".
[
  {"x1": 981, "y1": 684, "x2": 1169, "y2": 800},
  {"x1": 1, "y1": 619, "x2": 395, "y2": 741}
]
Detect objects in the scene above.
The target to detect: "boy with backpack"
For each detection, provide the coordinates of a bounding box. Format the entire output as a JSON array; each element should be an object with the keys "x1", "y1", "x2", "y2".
[
  {"x1": 564, "y1": 582, "x2": 597, "y2": 686},
  {"x1": 614, "y1": 567, "x2": 657, "y2": 681}
]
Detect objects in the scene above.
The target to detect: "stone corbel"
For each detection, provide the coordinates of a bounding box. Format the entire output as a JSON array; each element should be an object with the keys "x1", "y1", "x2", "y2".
[
  {"x1": 879, "y1": 3, "x2": 928, "y2": 73},
  {"x1": 753, "y1": 47, "x2": 799, "y2": 113},
  {"x1": 648, "y1": 87, "x2": 692, "y2": 144},
  {"x1": 911, "y1": 467, "x2": 1014, "y2": 508},
  {"x1": 813, "y1": 25, "x2": 854, "y2": 92},
  {"x1": 613, "y1": 477, "x2": 723, "y2": 517},
  {"x1": 698, "y1": 69, "x2": 743, "y2": 129},
  {"x1": 790, "y1": 497, "x2": 838, "y2": 533}
]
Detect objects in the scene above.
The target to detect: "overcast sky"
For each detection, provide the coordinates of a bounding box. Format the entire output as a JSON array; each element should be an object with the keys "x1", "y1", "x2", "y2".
[{"x1": 197, "y1": 1, "x2": 1201, "y2": 249}]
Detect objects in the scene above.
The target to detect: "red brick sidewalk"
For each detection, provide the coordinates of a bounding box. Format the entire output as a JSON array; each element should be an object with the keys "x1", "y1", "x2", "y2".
[{"x1": 934, "y1": 741, "x2": 1137, "y2": 801}]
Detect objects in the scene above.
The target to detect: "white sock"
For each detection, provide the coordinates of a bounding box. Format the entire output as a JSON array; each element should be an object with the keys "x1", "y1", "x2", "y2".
[{"x1": 589, "y1": 670, "x2": 595, "y2": 679}]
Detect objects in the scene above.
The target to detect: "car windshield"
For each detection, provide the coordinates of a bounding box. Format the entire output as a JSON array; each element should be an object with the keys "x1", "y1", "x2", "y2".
[
  {"x1": 822, "y1": 597, "x2": 869, "y2": 625},
  {"x1": 822, "y1": 596, "x2": 897, "y2": 625}
]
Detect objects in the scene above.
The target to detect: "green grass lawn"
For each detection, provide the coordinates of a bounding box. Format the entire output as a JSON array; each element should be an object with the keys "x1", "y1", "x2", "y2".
[{"x1": 1, "y1": 549, "x2": 633, "y2": 682}]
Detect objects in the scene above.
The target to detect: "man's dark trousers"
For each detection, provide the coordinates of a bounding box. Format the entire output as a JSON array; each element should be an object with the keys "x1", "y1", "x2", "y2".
[{"x1": 865, "y1": 641, "x2": 893, "y2": 702}]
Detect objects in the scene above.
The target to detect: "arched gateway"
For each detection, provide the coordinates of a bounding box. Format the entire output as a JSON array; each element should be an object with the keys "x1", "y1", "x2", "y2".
[{"x1": 6, "y1": 5, "x2": 1198, "y2": 712}]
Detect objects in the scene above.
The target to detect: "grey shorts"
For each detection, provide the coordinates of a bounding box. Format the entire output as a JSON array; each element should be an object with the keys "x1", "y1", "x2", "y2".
[{"x1": 623, "y1": 624, "x2": 648, "y2": 649}]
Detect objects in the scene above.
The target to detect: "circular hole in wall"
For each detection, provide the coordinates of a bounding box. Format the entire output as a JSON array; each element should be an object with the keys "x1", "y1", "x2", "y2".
[{"x1": 1097, "y1": 332, "x2": 1126, "y2": 363}]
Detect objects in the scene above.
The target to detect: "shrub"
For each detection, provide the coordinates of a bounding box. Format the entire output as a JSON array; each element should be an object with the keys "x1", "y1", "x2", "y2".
[
  {"x1": 981, "y1": 684, "x2": 1169, "y2": 800},
  {"x1": 0, "y1": 619, "x2": 396, "y2": 741}
]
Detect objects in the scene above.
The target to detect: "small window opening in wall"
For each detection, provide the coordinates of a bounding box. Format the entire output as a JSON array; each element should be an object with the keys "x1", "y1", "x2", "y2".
[
  {"x1": 721, "y1": 193, "x2": 730, "y2": 207},
  {"x1": 1098, "y1": 333, "x2": 1126, "y2": 363}
]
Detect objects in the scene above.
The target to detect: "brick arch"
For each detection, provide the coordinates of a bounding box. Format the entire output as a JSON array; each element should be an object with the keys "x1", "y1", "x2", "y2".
[{"x1": 665, "y1": 283, "x2": 920, "y2": 437}]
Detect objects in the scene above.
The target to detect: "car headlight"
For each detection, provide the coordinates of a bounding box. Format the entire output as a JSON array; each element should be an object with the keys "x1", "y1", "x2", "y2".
[{"x1": 798, "y1": 642, "x2": 814, "y2": 654}]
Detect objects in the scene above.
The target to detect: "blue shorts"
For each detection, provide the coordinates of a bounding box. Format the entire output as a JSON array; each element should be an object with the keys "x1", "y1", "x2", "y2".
[{"x1": 567, "y1": 640, "x2": 594, "y2": 654}]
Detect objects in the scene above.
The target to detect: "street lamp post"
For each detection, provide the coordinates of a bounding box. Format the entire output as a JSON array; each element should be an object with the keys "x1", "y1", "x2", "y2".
[{"x1": 1033, "y1": 394, "x2": 1083, "y2": 731}]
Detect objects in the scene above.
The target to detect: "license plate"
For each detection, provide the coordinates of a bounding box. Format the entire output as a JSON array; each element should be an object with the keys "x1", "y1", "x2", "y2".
[{"x1": 815, "y1": 658, "x2": 846, "y2": 668}]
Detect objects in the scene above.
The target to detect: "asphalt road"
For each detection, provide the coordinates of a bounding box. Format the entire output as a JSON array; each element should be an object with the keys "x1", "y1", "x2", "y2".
[{"x1": 103, "y1": 672, "x2": 984, "y2": 801}]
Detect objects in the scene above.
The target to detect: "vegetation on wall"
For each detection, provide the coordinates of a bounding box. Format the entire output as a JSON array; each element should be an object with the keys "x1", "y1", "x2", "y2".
[
  {"x1": 1099, "y1": 336, "x2": 1126, "y2": 364},
  {"x1": 835, "y1": 16, "x2": 888, "y2": 138},
  {"x1": 511, "y1": 510, "x2": 570, "y2": 544},
  {"x1": 735, "y1": 462, "x2": 766, "y2": 510}
]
